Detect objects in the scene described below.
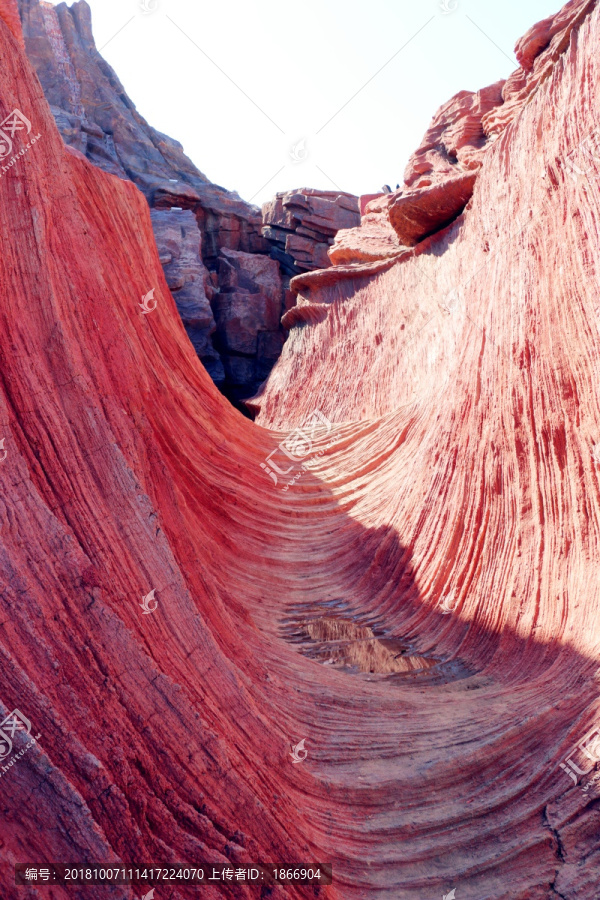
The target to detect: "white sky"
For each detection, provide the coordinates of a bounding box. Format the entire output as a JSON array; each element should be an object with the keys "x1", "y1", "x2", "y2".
[{"x1": 59, "y1": 0, "x2": 562, "y2": 207}]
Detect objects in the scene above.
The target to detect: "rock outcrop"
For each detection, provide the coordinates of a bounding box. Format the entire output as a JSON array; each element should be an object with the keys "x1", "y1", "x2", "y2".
[
  {"x1": 262, "y1": 189, "x2": 361, "y2": 273},
  {"x1": 17, "y1": 0, "x2": 290, "y2": 403},
  {"x1": 2, "y1": 2, "x2": 600, "y2": 900},
  {"x1": 150, "y1": 209, "x2": 223, "y2": 382},
  {"x1": 252, "y1": 4, "x2": 600, "y2": 890},
  {"x1": 18, "y1": 2, "x2": 362, "y2": 408},
  {"x1": 17, "y1": 2, "x2": 362, "y2": 407},
  {"x1": 330, "y1": 0, "x2": 597, "y2": 270},
  {"x1": 212, "y1": 248, "x2": 284, "y2": 404},
  {"x1": 328, "y1": 192, "x2": 403, "y2": 266}
]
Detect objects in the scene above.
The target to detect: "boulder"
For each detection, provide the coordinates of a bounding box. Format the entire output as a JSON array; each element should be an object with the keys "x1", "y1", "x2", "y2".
[{"x1": 388, "y1": 170, "x2": 478, "y2": 247}]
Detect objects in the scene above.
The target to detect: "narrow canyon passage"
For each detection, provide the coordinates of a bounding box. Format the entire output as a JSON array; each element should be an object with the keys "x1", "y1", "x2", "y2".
[{"x1": 1, "y1": 0, "x2": 600, "y2": 898}]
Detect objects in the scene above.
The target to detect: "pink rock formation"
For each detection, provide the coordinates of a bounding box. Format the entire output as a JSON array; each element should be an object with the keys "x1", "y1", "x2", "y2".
[
  {"x1": 388, "y1": 169, "x2": 478, "y2": 246},
  {"x1": 402, "y1": 82, "x2": 505, "y2": 189},
  {"x1": 330, "y1": 1, "x2": 597, "y2": 266},
  {"x1": 254, "y1": 6, "x2": 600, "y2": 890},
  {"x1": 17, "y1": 2, "x2": 363, "y2": 405},
  {"x1": 329, "y1": 192, "x2": 403, "y2": 265},
  {"x1": 0, "y1": 0, "x2": 20, "y2": 44},
  {"x1": 1, "y1": 2, "x2": 600, "y2": 900},
  {"x1": 483, "y1": 0, "x2": 597, "y2": 136},
  {"x1": 330, "y1": 81, "x2": 505, "y2": 262}
]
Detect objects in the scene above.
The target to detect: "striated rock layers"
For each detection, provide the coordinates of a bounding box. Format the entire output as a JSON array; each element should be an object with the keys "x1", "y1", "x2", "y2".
[
  {"x1": 262, "y1": 189, "x2": 361, "y2": 274},
  {"x1": 150, "y1": 209, "x2": 220, "y2": 382},
  {"x1": 328, "y1": 1, "x2": 597, "y2": 270},
  {"x1": 17, "y1": 0, "x2": 361, "y2": 408},
  {"x1": 249, "y1": 0, "x2": 600, "y2": 893},
  {"x1": 15, "y1": 0, "x2": 280, "y2": 401},
  {"x1": 2, "y1": 2, "x2": 600, "y2": 900}
]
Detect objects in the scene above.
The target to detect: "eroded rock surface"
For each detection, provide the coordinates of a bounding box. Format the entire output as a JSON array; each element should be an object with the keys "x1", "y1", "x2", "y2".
[
  {"x1": 330, "y1": 2, "x2": 596, "y2": 266},
  {"x1": 213, "y1": 248, "x2": 284, "y2": 402},
  {"x1": 262, "y1": 188, "x2": 361, "y2": 272},
  {"x1": 250, "y1": 4, "x2": 600, "y2": 895},
  {"x1": 18, "y1": 2, "x2": 361, "y2": 408},
  {"x1": 150, "y1": 209, "x2": 223, "y2": 383},
  {"x1": 17, "y1": 0, "x2": 288, "y2": 403},
  {"x1": 1, "y1": 1, "x2": 600, "y2": 899}
]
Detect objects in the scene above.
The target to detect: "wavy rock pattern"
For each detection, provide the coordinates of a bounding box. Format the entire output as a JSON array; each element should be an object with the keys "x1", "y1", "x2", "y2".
[
  {"x1": 1, "y1": 3, "x2": 600, "y2": 900},
  {"x1": 255, "y1": 2, "x2": 600, "y2": 893},
  {"x1": 17, "y1": 0, "x2": 292, "y2": 402}
]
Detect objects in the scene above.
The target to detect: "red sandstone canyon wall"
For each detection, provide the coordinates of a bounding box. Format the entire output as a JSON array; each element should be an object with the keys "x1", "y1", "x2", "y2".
[{"x1": 0, "y1": 0, "x2": 599, "y2": 898}]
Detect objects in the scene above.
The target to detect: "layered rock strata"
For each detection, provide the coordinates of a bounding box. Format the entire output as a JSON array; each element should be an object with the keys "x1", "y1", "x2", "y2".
[
  {"x1": 1, "y1": 2, "x2": 600, "y2": 900},
  {"x1": 262, "y1": 188, "x2": 361, "y2": 273},
  {"x1": 18, "y1": 2, "x2": 362, "y2": 407},
  {"x1": 17, "y1": 0, "x2": 290, "y2": 402},
  {"x1": 329, "y1": 0, "x2": 598, "y2": 274},
  {"x1": 150, "y1": 209, "x2": 223, "y2": 382},
  {"x1": 249, "y1": 3, "x2": 600, "y2": 896}
]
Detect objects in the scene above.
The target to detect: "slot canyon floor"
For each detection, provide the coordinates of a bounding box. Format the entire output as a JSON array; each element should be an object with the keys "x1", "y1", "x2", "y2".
[{"x1": 1, "y1": 0, "x2": 600, "y2": 898}]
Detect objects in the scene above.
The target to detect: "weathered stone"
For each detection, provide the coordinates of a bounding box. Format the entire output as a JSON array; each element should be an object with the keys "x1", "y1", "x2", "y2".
[
  {"x1": 262, "y1": 195, "x2": 298, "y2": 230},
  {"x1": 268, "y1": 246, "x2": 301, "y2": 277},
  {"x1": 261, "y1": 224, "x2": 290, "y2": 245},
  {"x1": 262, "y1": 188, "x2": 361, "y2": 272},
  {"x1": 213, "y1": 292, "x2": 273, "y2": 355},
  {"x1": 150, "y1": 209, "x2": 223, "y2": 381},
  {"x1": 0, "y1": 0, "x2": 21, "y2": 44},
  {"x1": 296, "y1": 225, "x2": 334, "y2": 243},
  {"x1": 388, "y1": 170, "x2": 478, "y2": 247},
  {"x1": 330, "y1": 194, "x2": 403, "y2": 265},
  {"x1": 222, "y1": 353, "x2": 256, "y2": 385},
  {"x1": 17, "y1": 0, "x2": 282, "y2": 404},
  {"x1": 285, "y1": 233, "x2": 317, "y2": 257},
  {"x1": 403, "y1": 82, "x2": 505, "y2": 191},
  {"x1": 3, "y1": 4, "x2": 600, "y2": 900},
  {"x1": 219, "y1": 248, "x2": 282, "y2": 310}
]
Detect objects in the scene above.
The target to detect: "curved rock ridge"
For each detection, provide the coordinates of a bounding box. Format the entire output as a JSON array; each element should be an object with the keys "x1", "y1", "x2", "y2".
[
  {"x1": 251, "y1": 2, "x2": 600, "y2": 893},
  {"x1": 1, "y1": 3, "x2": 600, "y2": 900},
  {"x1": 0, "y1": 7, "x2": 335, "y2": 897},
  {"x1": 256, "y1": 0, "x2": 600, "y2": 424}
]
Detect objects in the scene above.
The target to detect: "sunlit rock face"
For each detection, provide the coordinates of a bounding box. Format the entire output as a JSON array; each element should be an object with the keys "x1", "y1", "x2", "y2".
[
  {"x1": 1, "y1": 1, "x2": 600, "y2": 899},
  {"x1": 0, "y1": 0, "x2": 20, "y2": 43},
  {"x1": 256, "y1": 0, "x2": 600, "y2": 426}
]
